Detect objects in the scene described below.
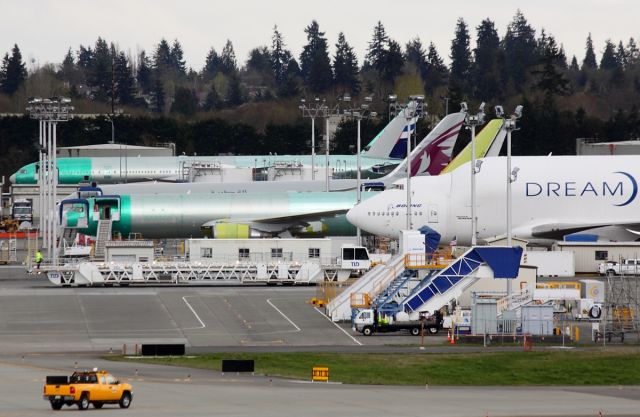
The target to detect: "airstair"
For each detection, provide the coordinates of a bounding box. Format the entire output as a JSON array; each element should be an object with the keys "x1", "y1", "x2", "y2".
[
  {"x1": 399, "y1": 247, "x2": 523, "y2": 320},
  {"x1": 326, "y1": 253, "x2": 406, "y2": 321},
  {"x1": 93, "y1": 220, "x2": 112, "y2": 259},
  {"x1": 497, "y1": 288, "x2": 534, "y2": 316}
]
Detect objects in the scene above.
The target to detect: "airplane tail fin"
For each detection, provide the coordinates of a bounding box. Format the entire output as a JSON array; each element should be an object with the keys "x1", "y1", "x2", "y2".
[
  {"x1": 440, "y1": 119, "x2": 505, "y2": 174},
  {"x1": 361, "y1": 100, "x2": 419, "y2": 159},
  {"x1": 382, "y1": 110, "x2": 466, "y2": 180}
]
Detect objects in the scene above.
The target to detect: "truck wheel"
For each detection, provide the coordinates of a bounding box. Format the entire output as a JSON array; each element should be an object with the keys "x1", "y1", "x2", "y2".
[
  {"x1": 362, "y1": 326, "x2": 373, "y2": 336},
  {"x1": 119, "y1": 392, "x2": 132, "y2": 409},
  {"x1": 50, "y1": 400, "x2": 63, "y2": 410},
  {"x1": 428, "y1": 326, "x2": 439, "y2": 335},
  {"x1": 606, "y1": 269, "x2": 615, "y2": 277},
  {"x1": 93, "y1": 402, "x2": 103, "y2": 409},
  {"x1": 78, "y1": 394, "x2": 89, "y2": 410},
  {"x1": 410, "y1": 327, "x2": 421, "y2": 336}
]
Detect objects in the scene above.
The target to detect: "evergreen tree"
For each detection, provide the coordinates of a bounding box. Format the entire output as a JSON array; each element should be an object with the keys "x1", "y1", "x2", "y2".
[
  {"x1": 220, "y1": 40, "x2": 237, "y2": 75},
  {"x1": 405, "y1": 37, "x2": 426, "y2": 75},
  {"x1": 170, "y1": 39, "x2": 187, "y2": 76},
  {"x1": 533, "y1": 34, "x2": 570, "y2": 95},
  {"x1": 627, "y1": 38, "x2": 639, "y2": 67},
  {"x1": 153, "y1": 39, "x2": 173, "y2": 75},
  {"x1": 88, "y1": 38, "x2": 112, "y2": 101},
  {"x1": 114, "y1": 51, "x2": 135, "y2": 105},
  {"x1": 0, "y1": 44, "x2": 27, "y2": 96},
  {"x1": 299, "y1": 20, "x2": 333, "y2": 92},
  {"x1": 203, "y1": 47, "x2": 220, "y2": 79},
  {"x1": 449, "y1": 18, "x2": 472, "y2": 99},
  {"x1": 59, "y1": 48, "x2": 77, "y2": 83},
  {"x1": 77, "y1": 45, "x2": 93, "y2": 72},
  {"x1": 202, "y1": 84, "x2": 221, "y2": 111},
  {"x1": 246, "y1": 46, "x2": 272, "y2": 74},
  {"x1": 171, "y1": 86, "x2": 198, "y2": 116},
  {"x1": 226, "y1": 73, "x2": 243, "y2": 106},
  {"x1": 600, "y1": 40, "x2": 618, "y2": 70},
  {"x1": 137, "y1": 50, "x2": 153, "y2": 94},
  {"x1": 271, "y1": 26, "x2": 291, "y2": 86},
  {"x1": 557, "y1": 44, "x2": 568, "y2": 68},
  {"x1": 616, "y1": 41, "x2": 628, "y2": 68},
  {"x1": 582, "y1": 33, "x2": 597, "y2": 69},
  {"x1": 424, "y1": 42, "x2": 448, "y2": 93},
  {"x1": 278, "y1": 58, "x2": 301, "y2": 98},
  {"x1": 473, "y1": 18, "x2": 501, "y2": 100},
  {"x1": 502, "y1": 10, "x2": 537, "y2": 91},
  {"x1": 333, "y1": 32, "x2": 360, "y2": 95},
  {"x1": 570, "y1": 55, "x2": 579, "y2": 71},
  {"x1": 364, "y1": 21, "x2": 389, "y2": 74},
  {"x1": 152, "y1": 78, "x2": 165, "y2": 113},
  {"x1": 384, "y1": 39, "x2": 404, "y2": 82}
]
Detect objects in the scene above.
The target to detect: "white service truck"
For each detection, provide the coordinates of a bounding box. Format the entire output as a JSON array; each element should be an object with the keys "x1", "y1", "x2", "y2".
[
  {"x1": 353, "y1": 308, "x2": 442, "y2": 336},
  {"x1": 598, "y1": 259, "x2": 640, "y2": 276}
]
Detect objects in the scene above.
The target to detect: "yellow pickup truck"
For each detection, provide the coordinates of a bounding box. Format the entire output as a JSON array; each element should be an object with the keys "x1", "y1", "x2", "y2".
[{"x1": 43, "y1": 369, "x2": 133, "y2": 410}]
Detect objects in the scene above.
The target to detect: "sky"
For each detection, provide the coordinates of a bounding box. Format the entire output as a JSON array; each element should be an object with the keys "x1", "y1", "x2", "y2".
[{"x1": 1, "y1": 0, "x2": 638, "y2": 71}]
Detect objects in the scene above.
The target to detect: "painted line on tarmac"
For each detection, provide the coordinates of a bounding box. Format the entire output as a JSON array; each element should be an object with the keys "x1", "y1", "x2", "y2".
[
  {"x1": 266, "y1": 299, "x2": 301, "y2": 332},
  {"x1": 182, "y1": 296, "x2": 206, "y2": 329},
  {"x1": 313, "y1": 307, "x2": 363, "y2": 346}
]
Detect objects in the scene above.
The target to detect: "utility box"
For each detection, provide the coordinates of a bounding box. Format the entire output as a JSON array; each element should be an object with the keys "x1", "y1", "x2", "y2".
[
  {"x1": 521, "y1": 305, "x2": 554, "y2": 335},
  {"x1": 472, "y1": 298, "x2": 497, "y2": 335},
  {"x1": 580, "y1": 279, "x2": 605, "y2": 303},
  {"x1": 399, "y1": 230, "x2": 425, "y2": 256}
]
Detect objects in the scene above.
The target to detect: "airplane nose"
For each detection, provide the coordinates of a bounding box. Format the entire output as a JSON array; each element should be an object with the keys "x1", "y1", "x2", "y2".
[
  {"x1": 9, "y1": 173, "x2": 16, "y2": 183},
  {"x1": 346, "y1": 205, "x2": 361, "y2": 228}
]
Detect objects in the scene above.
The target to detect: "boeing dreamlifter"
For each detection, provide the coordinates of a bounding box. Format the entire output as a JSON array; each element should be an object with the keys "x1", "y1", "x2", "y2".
[
  {"x1": 346, "y1": 155, "x2": 640, "y2": 245},
  {"x1": 11, "y1": 101, "x2": 423, "y2": 185},
  {"x1": 61, "y1": 111, "x2": 509, "y2": 240}
]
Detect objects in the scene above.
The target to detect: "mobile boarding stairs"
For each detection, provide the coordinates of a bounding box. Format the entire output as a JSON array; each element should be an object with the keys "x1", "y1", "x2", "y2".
[{"x1": 326, "y1": 246, "x2": 523, "y2": 322}]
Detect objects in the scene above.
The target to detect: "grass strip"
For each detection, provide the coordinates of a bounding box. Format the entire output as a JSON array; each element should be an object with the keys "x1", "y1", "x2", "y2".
[{"x1": 109, "y1": 350, "x2": 640, "y2": 386}]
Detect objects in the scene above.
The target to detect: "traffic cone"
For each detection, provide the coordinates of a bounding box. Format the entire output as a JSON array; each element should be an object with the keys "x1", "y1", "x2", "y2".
[
  {"x1": 447, "y1": 330, "x2": 451, "y2": 343},
  {"x1": 449, "y1": 330, "x2": 455, "y2": 345}
]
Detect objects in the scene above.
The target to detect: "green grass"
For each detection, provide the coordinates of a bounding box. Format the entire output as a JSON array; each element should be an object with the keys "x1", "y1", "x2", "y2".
[{"x1": 108, "y1": 349, "x2": 640, "y2": 386}]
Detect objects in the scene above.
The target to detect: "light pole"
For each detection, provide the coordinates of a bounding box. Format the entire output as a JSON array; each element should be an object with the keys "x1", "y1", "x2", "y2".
[
  {"x1": 403, "y1": 95, "x2": 426, "y2": 230},
  {"x1": 343, "y1": 96, "x2": 377, "y2": 245},
  {"x1": 26, "y1": 97, "x2": 73, "y2": 266},
  {"x1": 464, "y1": 102, "x2": 486, "y2": 246},
  {"x1": 496, "y1": 104, "x2": 523, "y2": 301},
  {"x1": 299, "y1": 97, "x2": 322, "y2": 181}
]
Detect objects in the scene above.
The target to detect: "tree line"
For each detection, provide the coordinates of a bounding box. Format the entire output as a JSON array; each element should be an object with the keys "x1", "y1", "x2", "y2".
[{"x1": 1, "y1": 10, "x2": 640, "y2": 184}]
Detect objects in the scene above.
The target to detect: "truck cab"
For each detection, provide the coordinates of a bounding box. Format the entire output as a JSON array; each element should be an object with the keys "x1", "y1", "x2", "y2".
[
  {"x1": 340, "y1": 245, "x2": 371, "y2": 271},
  {"x1": 11, "y1": 198, "x2": 32, "y2": 223}
]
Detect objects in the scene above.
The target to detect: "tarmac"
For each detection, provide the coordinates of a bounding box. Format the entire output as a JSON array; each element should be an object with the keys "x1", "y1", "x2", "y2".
[{"x1": 1, "y1": 266, "x2": 639, "y2": 416}]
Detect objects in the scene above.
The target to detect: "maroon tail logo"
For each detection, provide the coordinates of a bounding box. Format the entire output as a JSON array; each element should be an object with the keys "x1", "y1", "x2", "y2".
[{"x1": 410, "y1": 121, "x2": 463, "y2": 176}]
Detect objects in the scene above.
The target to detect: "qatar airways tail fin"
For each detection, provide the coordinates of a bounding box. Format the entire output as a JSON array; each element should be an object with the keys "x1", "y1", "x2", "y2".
[
  {"x1": 361, "y1": 100, "x2": 420, "y2": 160},
  {"x1": 373, "y1": 109, "x2": 467, "y2": 185}
]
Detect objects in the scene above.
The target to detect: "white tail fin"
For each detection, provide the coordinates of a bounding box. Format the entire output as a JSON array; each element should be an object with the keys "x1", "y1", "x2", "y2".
[{"x1": 362, "y1": 101, "x2": 419, "y2": 159}]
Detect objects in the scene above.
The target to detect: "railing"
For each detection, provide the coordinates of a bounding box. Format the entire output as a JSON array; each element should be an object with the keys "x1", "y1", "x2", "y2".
[
  {"x1": 350, "y1": 293, "x2": 371, "y2": 308},
  {"x1": 404, "y1": 252, "x2": 453, "y2": 269}
]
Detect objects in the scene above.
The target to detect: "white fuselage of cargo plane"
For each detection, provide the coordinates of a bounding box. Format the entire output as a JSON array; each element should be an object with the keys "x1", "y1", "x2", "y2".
[{"x1": 346, "y1": 156, "x2": 640, "y2": 244}]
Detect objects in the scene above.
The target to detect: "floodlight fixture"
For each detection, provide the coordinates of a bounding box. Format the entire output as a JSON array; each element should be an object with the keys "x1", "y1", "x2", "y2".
[{"x1": 495, "y1": 105, "x2": 504, "y2": 118}]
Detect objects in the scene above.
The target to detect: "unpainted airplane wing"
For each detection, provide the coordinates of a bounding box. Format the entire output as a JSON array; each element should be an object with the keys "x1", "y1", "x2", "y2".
[{"x1": 200, "y1": 209, "x2": 348, "y2": 233}]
